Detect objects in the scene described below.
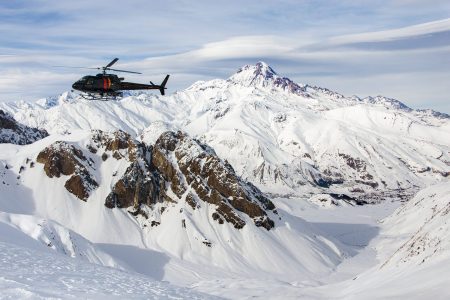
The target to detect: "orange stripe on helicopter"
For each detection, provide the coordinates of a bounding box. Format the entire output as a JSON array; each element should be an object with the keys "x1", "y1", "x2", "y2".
[
  {"x1": 103, "y1": 78, "x2": 107, "y2": 90},
  {"x1": 108, "y1": 78, "x2": 111, "y2": 89}
]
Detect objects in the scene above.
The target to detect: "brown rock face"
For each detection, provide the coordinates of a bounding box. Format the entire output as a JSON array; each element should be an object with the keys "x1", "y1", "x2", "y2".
[
  {"x1": 103, "y1": 130, "x2": 276, "y2": 230},
  {"x1": 36, "y1": 141, "x2": 98, "y2": 201},
  {"x1": 65, "y1": 171, "x2": 98, "y2": 200},
  {"x1": 105, "y1": 157, "x2": 162, "y2": 209},
  {"x1": 37, "y1": 142, "x2": 86, "y2": 178},
  {"x1": 90, "y1": 130, "x2": 137, "y2": 161},
  {"x1": 152, "y1": 131, "x2": 276, "y2": 230}
]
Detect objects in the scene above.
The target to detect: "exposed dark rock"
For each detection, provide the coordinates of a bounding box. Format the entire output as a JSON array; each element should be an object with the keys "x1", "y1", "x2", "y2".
[
  {"x1": 339, "y1": 153, "x2": 367, "y2": 172},
  {"x1": 355, "y1": 180, "x2": 379, "y2": 188},
  {"x1": 152, "y1": 131, "x2": 276, "y2": 230},
  {"x1": 91, "y1": 130, "x2": 137, "y2": 161},
  {"x1": 0, "y1": 110, "x2": 17, "y2": 130},
  {"x1": 37, "y1": 142, "x2": 87, "y2": 178},
  {"x1": 103, "y1": 130, "x2": 276, "y2": 231},
  {"x1": 338, "y1": 153, "x2": 378, "y2": 187},
  {"x1": 112, "y1": 151, "x2": 123, "y2": 160},
  {"x1": 105, "y1": 158, "x2": 161, "y2": 209},
  {"x1": 185, "y1": 192, "x2": 197, "y2": 209},
  {"x1": 0, "y1": 110, "x2": 48, "y2": 145},
  {"x1": 87, "y1": 145, "x2": 97, "y2": 154},
  {"x1": 36, "y1": 141, "x2": 98, "y2": 200},
  {"x1": 64, "y1": 171, "x2": 98, "y2": 201}
]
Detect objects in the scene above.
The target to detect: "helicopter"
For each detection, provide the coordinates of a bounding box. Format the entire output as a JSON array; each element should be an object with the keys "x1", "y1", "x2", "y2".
[{"x1": 58, "y1": 58, "x2": 169, "y2": 100}]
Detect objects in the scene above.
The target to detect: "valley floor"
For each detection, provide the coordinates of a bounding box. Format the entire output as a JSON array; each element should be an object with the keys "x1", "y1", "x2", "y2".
[
  {"x1": 3, "y1": 191, "x2": 450, "y2": 299},
  {"x1": 178, "y1": 198, "x2": 401, "y2": 299}
]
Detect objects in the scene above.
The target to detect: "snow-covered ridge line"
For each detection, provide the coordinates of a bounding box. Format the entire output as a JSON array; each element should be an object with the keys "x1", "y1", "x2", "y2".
[{"x1": 1, "y1": 62, "x2": 449, "y2": 199}]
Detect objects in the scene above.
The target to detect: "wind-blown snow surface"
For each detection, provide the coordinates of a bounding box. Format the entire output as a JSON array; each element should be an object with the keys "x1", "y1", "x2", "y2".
[
  {"x1": 1, "y1": 62, "x2": 450, "y2": 299},
  {"x1": 0, "y1": 241, "x2": 213, "y2": 299}
]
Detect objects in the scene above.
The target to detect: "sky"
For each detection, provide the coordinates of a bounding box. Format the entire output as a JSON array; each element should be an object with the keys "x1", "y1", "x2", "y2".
[{"x1": 0, "y1": 0, "x2": 449, "y2": 113}]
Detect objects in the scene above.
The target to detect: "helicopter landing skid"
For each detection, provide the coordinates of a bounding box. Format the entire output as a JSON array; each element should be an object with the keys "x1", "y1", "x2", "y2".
[{"x1": 79, "y1": 92, "x2": 123, "y2": 101}]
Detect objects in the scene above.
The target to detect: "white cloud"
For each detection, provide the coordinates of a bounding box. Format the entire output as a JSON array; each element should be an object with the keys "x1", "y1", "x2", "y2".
[{"x1": 330, "y1": 18, "x2": 450, "y2": 44}]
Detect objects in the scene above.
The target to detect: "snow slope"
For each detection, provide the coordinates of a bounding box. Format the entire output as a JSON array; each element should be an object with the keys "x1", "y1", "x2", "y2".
[
  {"x1": 0, "y1": 130, "x2": 347, "y2": 287},
  {"x1": 290, "y1": 182, "x2": 450, "y2": 300},
  {"x1": 0, "y1": 241, "x2": 214, "y2": 299}
]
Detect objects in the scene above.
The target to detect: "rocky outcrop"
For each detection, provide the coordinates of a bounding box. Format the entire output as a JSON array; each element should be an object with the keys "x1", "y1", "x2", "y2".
[
  {"x1": 33, "y1": 129, "x2": 276, "y2": 230},
  {"x1": 152, "y1": 131, "x2": 276, "y2": 230},
  {"x1": 338, "y1": 153, "x2": 378, "y2": 188},
  {"x1": 36, "y1": 141, "x2": 98, "y2": 200},
  {"x1": 104, "y1": 130, "x2": 277, "y2": 231},
  {"x1": 91, "y1": 130, "x2": 163, "y2": 210},
  {"x1": 90, "y1": 130, "x2": 137, "y2": 161},
  {"x1": 105, "y1": 146, "x2": 162, "y2": 209},
  {"x1": 0, "y1": 110, "x2": 48, "y2": 145}
]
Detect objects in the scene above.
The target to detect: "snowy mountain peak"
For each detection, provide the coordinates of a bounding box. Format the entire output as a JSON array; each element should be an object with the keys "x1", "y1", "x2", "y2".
[
  {"x1": 362, "y1": 95, "x2": 412, "y2": 112},
  {"x1": 229, "y1": 61, "x2": 276, "y2": 85},
  {"x1": 36, "y1": 91, "x2": 78, "y2": 109},
  {"x1": 228, "y1": 62, "x2": 307, "y2": 94}
]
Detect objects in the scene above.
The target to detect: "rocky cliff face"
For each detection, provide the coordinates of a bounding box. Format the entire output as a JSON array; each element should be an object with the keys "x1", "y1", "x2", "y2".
[
  {"x1": 0, "y1": 109, "x2": 48, "y2": 145},
  {"x1": 34, "y1": 129, "x2": 276, "y2": 231},
  {"x1": 152, "y1": 131, "x2": 276, "y2": 230},
  {"x1": 104, "y1": 130, "x2": 276, "y2": 230},
  {"x1": 36, "y1": 141, "x2": 98, "y2": 201},
  {"x1": 105, "y1": 145, "x2": 162, "y2": 210}
]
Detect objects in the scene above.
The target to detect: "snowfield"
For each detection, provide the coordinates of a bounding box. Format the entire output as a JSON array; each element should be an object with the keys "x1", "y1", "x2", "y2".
[
  {"x1": 0, "y1": 240, "x2": 214, "y2": 299},
  {"x1": 0, "y1": 62, "x2": 449, "y2": 299}
]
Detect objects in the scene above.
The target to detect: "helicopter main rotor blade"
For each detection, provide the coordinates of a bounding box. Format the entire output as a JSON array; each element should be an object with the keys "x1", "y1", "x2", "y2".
[
  {"x1": 106, "y1": 68, "x2": 142, "y2": 74},
  {"x1": 53, "y1": 66, "x2": 99, "y2": 70},
  {"x1": 105, "y1": 58, "x2": 119, "y2": 68}
]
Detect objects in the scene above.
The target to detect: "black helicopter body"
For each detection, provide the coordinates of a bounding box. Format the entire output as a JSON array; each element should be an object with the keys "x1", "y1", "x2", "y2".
[{"x1": 60, "y1": 58, "x2": 169, "y2": 100}]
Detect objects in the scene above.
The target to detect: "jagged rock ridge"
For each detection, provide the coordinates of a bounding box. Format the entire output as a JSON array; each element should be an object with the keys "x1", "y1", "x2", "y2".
[
  {"x1": 106, "y1": 130, "x2": 276, "y2": 230},
  {"x1": 36, "y1": 141, "x2": 98, "y2": 200},
  {"x1": 151, "y1": 131, "x2": 276, "y2": 230},
  {"x1": 34, "y1": 129, "x2": 276, "y2": 231},
  {"x1": 0, "y1": 109, "x2": 48, "y2": 145}
]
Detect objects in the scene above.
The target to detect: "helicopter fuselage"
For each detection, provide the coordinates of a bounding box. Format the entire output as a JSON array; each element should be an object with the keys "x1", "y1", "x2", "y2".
[
  {"x1": 72, "y1": 73, "x2": 162, "y2": 94},
  {"x1": 66, "y1": 58, "x2": 169, "y2": 100}
]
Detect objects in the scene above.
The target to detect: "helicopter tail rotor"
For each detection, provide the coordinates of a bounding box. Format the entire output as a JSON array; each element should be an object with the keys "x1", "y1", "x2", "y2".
[{"x1": 159, "y1": 75, "x2": 170, "y2": 96}]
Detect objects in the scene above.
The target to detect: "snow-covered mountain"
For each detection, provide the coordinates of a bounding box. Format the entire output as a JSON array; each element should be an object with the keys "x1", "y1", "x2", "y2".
[
  {"x1": 0, "y1": 109, "x2": 48, "y2": 144},
  {"x1": 1, "y1": 62, "x2": 450, "y2": 298},
  {"x1": 1, "y1": 62, "x2": 448, "y2": 201}
]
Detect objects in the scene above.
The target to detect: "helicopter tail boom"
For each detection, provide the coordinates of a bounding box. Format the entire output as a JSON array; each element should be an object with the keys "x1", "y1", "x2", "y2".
[{"x1": 118, "y1": 74, "x2": 170, "y2": 95}]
